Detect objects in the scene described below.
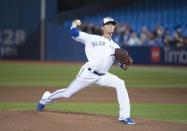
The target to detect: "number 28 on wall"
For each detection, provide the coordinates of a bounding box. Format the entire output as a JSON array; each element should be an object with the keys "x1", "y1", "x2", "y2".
[{"x1": 0, "y1": 29, "x2": 26, "y2": 45}]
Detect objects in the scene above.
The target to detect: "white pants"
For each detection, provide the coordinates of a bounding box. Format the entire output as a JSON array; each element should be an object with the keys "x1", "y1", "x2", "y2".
[{"x1": 45, "y1": 64, "x2": 130, "y2": 120}]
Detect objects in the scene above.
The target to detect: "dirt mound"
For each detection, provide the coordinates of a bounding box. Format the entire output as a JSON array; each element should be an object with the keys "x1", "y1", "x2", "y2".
[{"x1": 0, "y1": 110, "x2": 187, "y2": 131}]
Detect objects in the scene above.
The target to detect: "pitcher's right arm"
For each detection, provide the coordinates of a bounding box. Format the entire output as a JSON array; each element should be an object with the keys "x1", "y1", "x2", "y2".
[{"x1": 70, "y1": 19, "x2": 90, "y2": 44}]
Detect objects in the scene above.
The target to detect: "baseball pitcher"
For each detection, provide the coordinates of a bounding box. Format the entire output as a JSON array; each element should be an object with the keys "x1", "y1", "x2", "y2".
[{"x1": 37, "y1": 17, "x2": 135, "y2": 125}]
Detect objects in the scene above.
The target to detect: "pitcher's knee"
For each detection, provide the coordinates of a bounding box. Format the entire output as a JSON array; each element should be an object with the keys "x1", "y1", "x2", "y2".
[
  {"x1": 117, "y1": 79, "x2": 125, "y2": 86},
  {"x1": 112, "y1": 78, "x2": 125, "y2": 88}
]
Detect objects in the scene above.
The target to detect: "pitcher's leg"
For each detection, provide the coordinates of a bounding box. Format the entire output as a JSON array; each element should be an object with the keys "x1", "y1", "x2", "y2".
[
  {"x1": 40, "y1": 79, "x2": 91, "y2": 105},
  {"x1": 96, "y1": 73, "x2": 130, "y2": 120},
  {"x1": 37, "y1": 64, "x2": 99, "y2": 111}
]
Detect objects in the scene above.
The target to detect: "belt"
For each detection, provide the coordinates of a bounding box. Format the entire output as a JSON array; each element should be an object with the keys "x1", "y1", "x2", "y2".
[{"x1": 88, "y1": 68, "x2": 105, "y2": 76}]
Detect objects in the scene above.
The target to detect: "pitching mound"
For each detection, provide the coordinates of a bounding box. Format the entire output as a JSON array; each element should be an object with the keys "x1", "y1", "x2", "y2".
[{"x1": 0, "y1": 110, "x2": 187, "y2": 131}]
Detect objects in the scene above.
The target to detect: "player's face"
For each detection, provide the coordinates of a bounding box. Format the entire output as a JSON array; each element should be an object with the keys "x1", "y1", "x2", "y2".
[{"x1": 103, "y1": 23, "x2": 115, "y2": 34}]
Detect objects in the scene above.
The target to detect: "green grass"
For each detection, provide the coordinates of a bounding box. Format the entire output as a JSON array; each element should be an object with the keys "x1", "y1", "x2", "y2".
[
  {"x1": 0, "y1": 62, "x2": 187, "y2": 88},
  {"x1": 0, "y1": 62, "x2": 80, "y2": 87},
  {"x1": 112, "y1": 66, "x2": 187, "y2": 88},
  {"x1": 0, "y1": 102, "x2": 187, "y2": 124}
]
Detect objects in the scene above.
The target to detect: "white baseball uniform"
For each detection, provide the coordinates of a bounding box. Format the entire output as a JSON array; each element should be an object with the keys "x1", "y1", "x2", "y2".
[{"x1": 40, "y1": 26, "x2": 131, "y2": 120}]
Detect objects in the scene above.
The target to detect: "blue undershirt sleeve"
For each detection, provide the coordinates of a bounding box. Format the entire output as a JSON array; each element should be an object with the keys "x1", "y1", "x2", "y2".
[{"x1": 70, "y1": 28, "x2": 80, "y2": 37}]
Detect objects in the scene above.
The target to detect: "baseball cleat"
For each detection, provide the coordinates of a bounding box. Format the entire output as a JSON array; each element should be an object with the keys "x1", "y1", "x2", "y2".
[
  {"x1": 36, "y1": 91, "x2": 51, "y2": 111},
  {"x1": 37, "y1": 103, "x2": 45, "y2": 111},
  {"x1": 120, "y1": 118, "x2": 135, "y2": 125}
]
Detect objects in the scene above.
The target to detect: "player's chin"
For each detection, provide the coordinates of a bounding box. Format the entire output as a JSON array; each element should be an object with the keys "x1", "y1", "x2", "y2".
[{"x1": 108, "y1": 30, "x2": 114, "y2": 34}]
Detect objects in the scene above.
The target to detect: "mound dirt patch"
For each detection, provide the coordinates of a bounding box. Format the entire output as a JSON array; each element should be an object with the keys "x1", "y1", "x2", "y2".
[{"x1": 0, "y1": 110, "x2": 187, "y2": 131}]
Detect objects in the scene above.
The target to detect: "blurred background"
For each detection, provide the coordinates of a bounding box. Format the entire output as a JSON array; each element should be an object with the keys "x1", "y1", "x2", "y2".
[{"x1": 0, "y1": 0, "x2": 187, "y2": 65}]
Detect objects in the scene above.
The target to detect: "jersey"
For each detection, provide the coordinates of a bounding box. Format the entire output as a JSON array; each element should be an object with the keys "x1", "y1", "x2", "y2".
[{"x1": 72, "y1": 31, "x2": 120, "y2": 73}]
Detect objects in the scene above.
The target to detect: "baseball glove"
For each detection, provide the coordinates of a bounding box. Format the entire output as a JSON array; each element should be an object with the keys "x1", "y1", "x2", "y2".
[{"x1": 114, "y1": 48, "x2": 133, "y2": 65}]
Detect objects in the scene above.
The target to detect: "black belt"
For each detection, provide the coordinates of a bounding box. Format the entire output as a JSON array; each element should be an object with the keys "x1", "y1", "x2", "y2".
[{"x1": 88, "y1": 68, "x2": 105, "y2": 76}]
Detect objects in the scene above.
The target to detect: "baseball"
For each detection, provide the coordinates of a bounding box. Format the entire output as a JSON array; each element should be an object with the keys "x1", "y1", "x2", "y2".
[{"x1": 75, "y1": 19, "x2": 81, "y2": 26}]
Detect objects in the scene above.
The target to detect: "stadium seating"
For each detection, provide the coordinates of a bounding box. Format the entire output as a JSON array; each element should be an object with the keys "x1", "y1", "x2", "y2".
[{"x1": 62, "y1": 0, "x2": 187, "y2": 34}]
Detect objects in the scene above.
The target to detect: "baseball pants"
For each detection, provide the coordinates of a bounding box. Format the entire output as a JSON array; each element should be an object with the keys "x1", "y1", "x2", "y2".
[{"x1": 46, "y1": 64, "x2": 131, "y2": 120}]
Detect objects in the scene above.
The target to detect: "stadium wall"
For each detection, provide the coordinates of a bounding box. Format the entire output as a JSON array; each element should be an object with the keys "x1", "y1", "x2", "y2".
[{"x1": 0, "y1": 0, "x2": 57, "y2": 60}]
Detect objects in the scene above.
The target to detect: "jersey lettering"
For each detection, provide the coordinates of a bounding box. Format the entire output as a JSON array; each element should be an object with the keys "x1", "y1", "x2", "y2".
[{"x1": 91, "y1": 41, "x2": 106, "y2": 47}]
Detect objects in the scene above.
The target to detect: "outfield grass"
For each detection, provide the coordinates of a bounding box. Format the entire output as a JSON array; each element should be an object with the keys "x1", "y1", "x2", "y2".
[
  {"x1": 0, "y1": 62, "x2": 186, "y2": 88},
  {"x1": 0, "y1": 102, "x2": 187, "y2": 124}
]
